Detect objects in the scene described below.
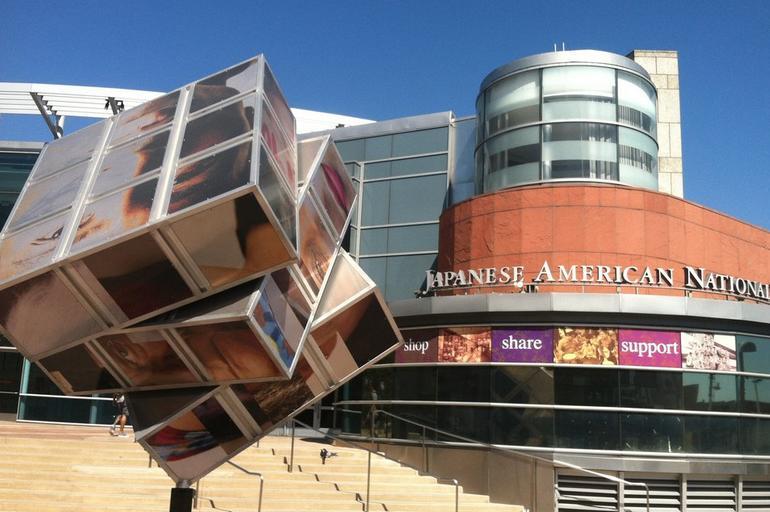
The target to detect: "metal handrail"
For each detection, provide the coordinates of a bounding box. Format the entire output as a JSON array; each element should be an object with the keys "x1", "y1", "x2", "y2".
[
  {"x1": 192, "y1": 461, "x2": 264, "y2": 512},
  {"x1": 288, "y1": 417, "x2": 457, "y2": 512},
  {"x1": 368, "y1": 408, "x2": 650, "y2": 512}
]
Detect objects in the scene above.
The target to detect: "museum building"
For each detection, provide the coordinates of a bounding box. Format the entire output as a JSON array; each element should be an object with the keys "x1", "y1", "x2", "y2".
[{"x1": 2, "y1": 49, "x2": 770, "y2": 511}]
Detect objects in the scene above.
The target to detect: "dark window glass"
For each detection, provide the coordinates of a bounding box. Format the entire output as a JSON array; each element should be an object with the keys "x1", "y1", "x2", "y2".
[
  {"x1": 18, "y1": 395, "x2": 94, "y2": 423},
  {"x1": 491, "y1": 408, "x2": 553, "y2": 447},
  {"x1": 387, "y1": 404, "x2": 437, "y2": 440},
  {"x1": 393, "y1": 367, "x2": 436, "y2": 401},
  {"x1": 620, "y1": 370, "x2": 682, "y2": 409},
  {"x1": 25, "y1": 361, "x2": 61, "y2": 395},
  {"x1": 437, "y1": 405, "x2": 490, "y2": 443},
  {"x1": 549, "y1": 159, "x2": 618, "y2": 180},
  {"x1": 737, "y1": 335, "x2": 770, "y2": 374},
  {"x1": 392, "y1": 128, "x2": 448, "y2": 157},
  {"x1": 684, "y1": 416, "x2": 739, "y2": 454},
  {"x1": 437, "y1": 366, "x2": 490, "y2": 402},
  {"x1": 492, "y1": 367, "x2": 554, "y2": 405},
  {"x1": 364, "y1": 135, "x2": 392, "y2": 160},
  {"x1": 740, "y1": 376, "x2": 770, "y2": 414},
  {"x1": 0, "y1": 351, "x2": 23, "y2": 393},
  {"x1": 682, "y1": 373, "x2": 738, "y2": 412},
  {"x1": 544, "y1": 123, "x2": 617, "y2": 143},
  {"x1": 335, "y1": 139, "x2": 365, "y2": 162},
  {"x1": 740, "y1": 418, "x2": 770, "y2": 455},
  {"x1": 555, "y1": 410, "x2": 620, "y2": 450},
  {"x1": 621, "y1": 413, "x2": 683, "y2": 452},
  {"x1": 555, "y1": 368, "x2": 619, "y2": 406},
  {"x1": 618, "y1": 144, "x2": 655, "y2": 173},
  {"x1": 360, "y1": 367, "x2": 393, "y2": 401}
]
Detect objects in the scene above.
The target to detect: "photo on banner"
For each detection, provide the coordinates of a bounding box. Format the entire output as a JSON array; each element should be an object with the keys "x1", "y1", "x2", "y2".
[
  {"x1": 396, "y1": 328, "x2": 439, "y2": 363},
  {"x1": 438, "y1": 327, "x2": 491, "y2": 362},
  {"x1": 554, "y1": 327, "x2": 618, "y2": 365},
  {"x1": 681, "y1": 332, "x2": 736, "y2": 371},
  {"x1": 618, "y1": 329, "x2": 681, "y2": 367},
  {"x1": 492, "y1": 328, "x2": 553, "y2": 363}
]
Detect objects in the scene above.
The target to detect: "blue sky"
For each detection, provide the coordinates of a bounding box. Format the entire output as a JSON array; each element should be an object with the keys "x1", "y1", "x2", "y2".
[{"x1": 2, "y1": 1, "x2": 769, "y2": 229}]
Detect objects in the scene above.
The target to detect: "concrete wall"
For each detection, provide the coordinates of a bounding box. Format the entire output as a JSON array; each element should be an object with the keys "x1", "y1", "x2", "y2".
[{"x1": 628, "y1": 50, "x2": 684, "y2": 198}]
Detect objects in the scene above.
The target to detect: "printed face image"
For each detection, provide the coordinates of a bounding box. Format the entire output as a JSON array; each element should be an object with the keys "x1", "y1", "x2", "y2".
[
  {"x1": 146, "y1": 396, "x2": 248, "y2": 482},
  {"x1": 0, "y1": 211, "x2": 71, "y2": 282},
  {"x1": 91, "y1": 130, "x2": 169, "y2": 197},
  {"x1": 309, "y1": 150, "x2": 355, "y2": 237},
  {"x1": 262, "y1": 65, "x2": 295, "y2": 141},
  {"x1": 298, "y1": 197, "x2": 335, "y2": 296},
  {"x1": 97, "y1": 332, "x2": 198, "y2": 387},
  {"x1": 261, "y1": 101, "x2": 296, "y2": 193},
  {"x1": 72, "y1": 178, "x2": 157, "y2": 253},
  {"x1": 176, "y1": 321, "x2": 281, "y2": 382},
  {"x1": 179, "y1": 95, "x2": 256, "y2": 161},
  {"x1": 682, "y1": 332, "x2": 736, "y2": 371},
  {"x1": 76, "y1": 234, "x2": 193, "y2": 320},
  {"x1": 39, "y1": 344, "x2": 120, "y2": 394},
  {"x1": 170, "y1": 194, "x2": 291, "y2": 288},
  {"x1": 30, "y1": 122, "x2": 104, "y2": 181},
  {"x1": 554, "y1": 327, "x2": 618, "y2": 365},
  {"x1": 8, "y1": 160, "x2": 89, "y2": 230},
  {"x1": 252, "y1": 274, "x2": 306, "y2": 369},
  {"x1": 438, "y1": 327, "x2": 492, "y2": 362},
  {"x1": 190, "y1": 59, "x2": 259, "y2": 114},
  {"x1": 258, "y1": 146, "x2": 296, "y2": 248},
  {"x1": 0, "y1": 272, "x2": 101, "y2": 358},
  {"x1": 110, "y1": 91, "x2": 180, "y2": 147}
]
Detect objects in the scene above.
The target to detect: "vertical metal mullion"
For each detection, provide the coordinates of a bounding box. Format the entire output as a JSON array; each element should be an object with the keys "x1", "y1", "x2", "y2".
[
  {"x1": 615, "y1": 69, "x2": 620, "y2": 181},
  {"x1": 681, "y1": 474, "x2": 687, "y2": 512},
  {"x1": 539, "y1": 68, "x2": 544, "y2": 181}
]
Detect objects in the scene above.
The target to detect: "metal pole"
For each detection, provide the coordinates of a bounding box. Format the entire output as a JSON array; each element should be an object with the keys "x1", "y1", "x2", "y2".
[
  {"x1": 258, "y1": 475, "x2": 264, "y2": 512},
  {"x1": 645, "y1": 484, "x2": 650, "y2": 512},
  {"x1": 365, "y1": 449, "x2": 372, "y2": 512},
  {"x1": 422, "y1": 425, "x2": 427, "y2": 473},
  {"x1": 193, "y1": 481, "x2": 199, "y2": 510},
  {"x1": 454, "y1": 479, "x2": 459, "y2": 512},
  {"x1": 289, "y1": 420, "x2": 295, "y2": 473}
]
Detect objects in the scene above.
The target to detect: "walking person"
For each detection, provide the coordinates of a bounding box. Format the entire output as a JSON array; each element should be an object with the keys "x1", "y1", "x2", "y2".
[{"x1": 110, "y1": 393, "x2": 129, "y2": 437}]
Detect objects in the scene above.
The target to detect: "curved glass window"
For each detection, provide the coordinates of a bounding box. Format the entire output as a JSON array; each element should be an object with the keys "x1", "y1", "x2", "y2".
[
  {"x1": 618, "y1": 71, "x2": 657, "y2": 137},
  {"x1": 618, "y1": 127, "x2": 658, "y2": 188},
  {"x1": 542, "y1": 123, "x2": 618, "y2": 180},
  {"x1": 542, "y1": 66, "x2": 615, "y2": 122},
  {"x1": 484, "y1": 127, "x2": 540, "y2": 189},
  {"x1": 485, "y1": 70, "x2": 539, "y2": 137}
]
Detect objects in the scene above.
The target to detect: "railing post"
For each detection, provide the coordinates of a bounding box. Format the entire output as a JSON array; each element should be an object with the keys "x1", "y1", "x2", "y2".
[
  {"x1": 258, "y1": 475, "x2": 264, "y2": 512},
  {"x1": 366, "y1": 449, "x2": 372, "y2": 512},
  {"x1": 454, "y1": 479, "x2": 459, "y2": 512},
  {"x1": 193, "y1": 480, "x2": 199, "y2": 510},
  {"x1": 289, "y1": 420, "x2": 295, "y2": 473},
  {"x1": 422, "y1": 425, "x2": 427, "y2": 473},
  {"x1": 645, "y1": 484, "x2": 650, "y2": 512}
]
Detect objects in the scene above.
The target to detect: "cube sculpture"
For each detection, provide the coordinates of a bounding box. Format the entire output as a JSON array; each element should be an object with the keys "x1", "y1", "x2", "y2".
[{"x1": 0, "y1": 57, "x2": 403, "y2": 484}]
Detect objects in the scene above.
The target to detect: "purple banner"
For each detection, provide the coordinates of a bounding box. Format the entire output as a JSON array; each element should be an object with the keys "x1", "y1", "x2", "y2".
[
  {"x1": 618, "y1": 329, "x2": 681, "y2": 368},
  {"x1": 492, "y1": 328, "x2": 553, "y2": 363},
  {"x1": 395, "y1": 329, "x2": 438, "y2": 363}
]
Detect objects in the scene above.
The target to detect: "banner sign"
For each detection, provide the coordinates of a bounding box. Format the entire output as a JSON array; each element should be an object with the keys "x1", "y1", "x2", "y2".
[
  {"x1": 618, "y1": 329, "x2": 681, "y2": 368},
  {"x1": 395, "y1": 329, "x2": 439, "y2": 363},
  {"x1": 492, "y1": 328, "x2": 553, "y2": 363}
]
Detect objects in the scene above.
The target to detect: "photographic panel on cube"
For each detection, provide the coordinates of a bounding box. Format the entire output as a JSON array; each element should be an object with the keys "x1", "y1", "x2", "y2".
[
  {"x1": 29, "y1": 122, "x2": 105, "y2": 181},
  {"x1": 190, "y1": 58, "x2": 260, "y2": 114},
  {"x1": 169, "y1": 193, "x2": 293, "y2": 289},
  {"x1": 96, "y1": 331, "x2": 199, "y2": 388},
  {"x1": 91, "y1": 130, "x2": 169, "y2": 197},
  {"x1": 297, "y1": 136, "x2": 325, "y2": 186},
  {"x1": 179, "y1": 94, "x2": 257, "y2": 161},
  {"x1": 144, "y1": 394, "x2": 250, "y2": 483},
  {"x1": 261, "y1": 61, "x2": 295, "y2": 143},
  {"x1": 0, "y1": 271, "x2": 102, "y2": 359},
  {"x1": 7, "y1": 160, "x2": 89, "y2": 231},
  {"x1": 260, "y1": 99, "x2": 297, "y2": 194},
  {"x1": 0, "y1": 211, "x2": 72, "y2": 283},
  {"x1": 71, "y1": 177, "x2": 158, "y2": 253},
  {"x1": 128, "y1": 386, "x2": 215, "y2": 439},
  {"x1": 109, "y1": 91, "x2": 181, "y2": 148},
  {"x1": 38, "y1": 343, "x2": 121, "y2": 394},
  {"x1": 74, "y1": 233, "x2": 193, "y2": 321},
  {"x1": 297, "y1": 195, "x2": 336, "y2": 297},
  {"x1": 308, "y1": 140, "x2": 356, "y2": 237},
  {"x1": 168, "y1": 141, "x2": 253, "y2": 215},
  {"x1": 257, "y1": 145, "x2": 297, "y2": 250},
  {"x1": 314, "y1": 251, "x2": 372, "y2": 321},
  {"x1": 175, "y1": 321, "x2": 283, "y2": 382}
]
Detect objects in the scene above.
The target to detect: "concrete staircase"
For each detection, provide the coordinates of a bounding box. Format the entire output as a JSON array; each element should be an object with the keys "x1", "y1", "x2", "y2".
[{"x1": 0, "y1": 421, "x2": 524, "y2": 512}]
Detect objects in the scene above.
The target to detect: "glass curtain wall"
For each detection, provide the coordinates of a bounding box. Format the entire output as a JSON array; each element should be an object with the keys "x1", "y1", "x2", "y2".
[{"x1": 477, "y1": 65, "x2": 658, "y2": 193}]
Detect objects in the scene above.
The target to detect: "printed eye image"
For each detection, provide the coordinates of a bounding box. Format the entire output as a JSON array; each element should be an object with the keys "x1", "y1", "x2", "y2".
[
  {"x1": 0, "y1": 211, "x2": 72, "y2": 282},
  {"x1": 110, "y1": 91, "x2": 180, "y2": 147},
  {"x1": 298, "y1": 196, "x2": 335, "y2": 295},
  {"x1": 554, "y1": 327, "x2": 618, "y2": 365},
  {"x1": 438, "y1": 327, "x2": 492, "y2": 362}
]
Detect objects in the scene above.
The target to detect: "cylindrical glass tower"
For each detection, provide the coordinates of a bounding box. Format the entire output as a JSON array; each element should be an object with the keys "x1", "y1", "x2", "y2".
[{"x1": 476, "y1": 50, "x2": 658, "y2": 193}]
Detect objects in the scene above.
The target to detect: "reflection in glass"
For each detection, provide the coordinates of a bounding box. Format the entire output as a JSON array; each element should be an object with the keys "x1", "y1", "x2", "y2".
[
  {"x1": 179, "y1": 95, "x2": 256, "y2": 160},
  {"x1": 30, "y1": 122, "x2": 104, "y2": 181},
  {"x1": 190, "y1": 59, "x2": 259, "y2": 113},
  {"x1": 485, "y1": 69, "x2": 539, "y2": 137},
  {"x1": 171, "y1": 194, "x2": 290, "y2": 288},
  {"x1": 543, "y1": 123, "x2": 618, "y2": 180},
  {"x1": 737, "y1": 335, "x2": 770, "y2": 374},
  {"x1": 555, "y1": 368, "x2": 619, "y2": 406},
  {"x1": 258, "y1": 147, "x2": 296, "y2": 248},
  {"x1": 492, "y1": 367, "x2": 554, "y2": 405},
  {"x1": 73, "y1": 178, "x2": 157, "y2": 252},
  {"x1": 261, "y1": 101, "x2": 296, "y2": 193},
  {"x1": 78, "y1": 234, "x2": 192, "y2": 319},
  {"x1": 177, "y1": 321, "x2": 281, "y2": 381},
  {"x1": 683, "y1": 372, "x2": 737, "y2": 411},
  {"x1": 110, "y1": 92, "x2": 180, "y2": 147},
  {"x1": 298, "y1": 197, "x2": 335, "y2": 295},
  {"x1": 542, "y1": 66, "x2": 615, "y2": 122},
  {"x1": 91, "y1": 130, "x2": 169, "y2": 197},
  {"x1": 146, "y1": 396, "x2": 247, "y2": 481},
  {"x1": 437, "y1": 406, "x2": 490, "y2": 442},
  {"x1": 437, "y1": 366, "x2": 490, "y2": 402},
  {"x1": 9, "y1": 160, "x2": 89, "y2": 230},
  {"x1": 0, "y1": 272, "x2": 101, "y2": 357},
  {"x1": 620, "y1": 370, "x2": 682, "y2": 409},
  {"x1": 0, "y1": 211, "x2": 71, "y2": 281},
  {"x1": 484, "y1": 127, "x2": 540, "y2": 190},
  {"x1": 556, "y1": 410, "x2": 620, "y2": 450},
  {"x1": 618, "y1": 71, "x2": 657, "y2": 136},
  {"x1": 169, "y1": 141, "x2": 253, "y2": 214},
  {"x1": 621, "y1": 413, "x2": 683, "y2": 452},
  {"x1": 39, "y1": 345, "x2": 119, "y2": 393},
  {"x1": 740, "y1": 418, "x2": 770, "y2": 455},
  {"x1": 740, "y1": 376, "x2": 770, "y2": 414},
  {"x1": 491, "y1": 408, "x2": 553, "y2": 447},
  {"x1": 98, "y1": 332, "x2": 197, "y2": 386},
  {"x1": 684, "y1": 415, "x2": 738, "y2": 454}
]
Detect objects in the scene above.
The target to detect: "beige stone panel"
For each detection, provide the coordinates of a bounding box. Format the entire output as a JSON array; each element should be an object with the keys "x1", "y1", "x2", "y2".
[
  {"x1": 650, "y1": 74, "x2": 667, "y2": 89},
  {"x1": 667, "y1": 74, "x2": 680, "y2": 89},
  {"x1": 658, "y1": 172, "x2": 673, "y2": 194},
  {"x1": 633, "y1": 56, "x2": 657, "y2": 74},
  {"x1": 659, "y1": 156, "x2": 683, "y2": 174},
  {"x1": 657, "y1": 123, "x2": 671, "y2": 157},
  {"x1": 658, "y1": 89, "x2": 681, "y2": 123},
  {"x1": 671, "y1": 172, "x2": 684, "y2": 198},
  {"x1": 656, "y1": 57, "x2": 679, "y2": 75},
  {"x1": 670, "y1": 123, "x2": 682, "y2": 158}
]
